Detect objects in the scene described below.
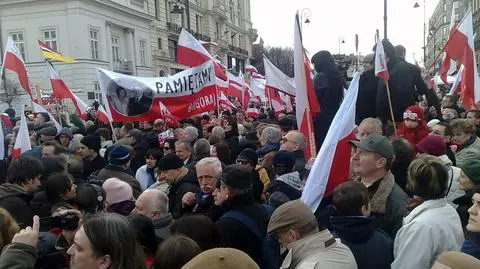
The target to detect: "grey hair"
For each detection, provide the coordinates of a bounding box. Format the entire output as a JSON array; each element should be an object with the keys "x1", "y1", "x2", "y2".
[
  {"x1": 196, "y1": 157, "x2": 222, "y2": 176},
  {"x1": 212, "y1": 126, "x2": 225, "y2": 140},
  {"x1": 288, "y1": 131, "x2": 307, "y2": 151},
  {"x1": 143, "y1": 189, "x2": 169, "y2": 216},
  {"x1": 194, "y1": 138, "x2": 210, "y2": 158},
  {"x1": 262, "y1": 126, "x2": 281, "y2": 145},
  {"x1": 175, "y1": 140, "x2": 192, "y2": 152},
  {"x1": 66, "y1": 155, "x2": 84, "y2": 175},
  {"x1": 359, "y1": 118, "x2": 383, "y2": 136},
  {"x1": 185, "y1": 126, "x2": 199, "y2": 140}
]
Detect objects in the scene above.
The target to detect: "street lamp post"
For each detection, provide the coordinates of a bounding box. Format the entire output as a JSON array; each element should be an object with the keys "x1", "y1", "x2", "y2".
[
  {"x1": 429, "y1": 25, "x2": 437, "y2": 73},
  {"x1": 384, "y1": 0, "x2": 388, "y2": 39},
  {"x1": 414, "y1": 1, "x2": 426, "y2": 65},
  {"x1": 299, "y1": 8, "x2": 311, "y2": 34}
]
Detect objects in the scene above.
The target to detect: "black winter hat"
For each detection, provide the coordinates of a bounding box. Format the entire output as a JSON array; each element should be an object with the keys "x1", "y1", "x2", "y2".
[
  {"x1": 38, "y1": 126, "x2": 58, "y2": 137},
  {"x1": 157, "y1": 153, "x2": 184, "y2": 171},
  {"x1": 273, "y1": 151, "x2": 296, "y2": 168},
  {"x1": 238, "y1": 148, "x2": 258, "y2": 167},
  {"x1": 220, "y1": 164, "x2": 253, "y2": 190},
  {"x1": 80, "y1": 135, "x2": 101, "y2": 152}
]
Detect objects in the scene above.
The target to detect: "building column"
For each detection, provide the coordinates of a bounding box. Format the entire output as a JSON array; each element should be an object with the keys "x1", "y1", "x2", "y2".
[
  {"x1": 105, "y1": 22, "x2": 113, "y2": 70},
  {"x1": 125, "y1": 28, "x2": 137, "y2": 75}
]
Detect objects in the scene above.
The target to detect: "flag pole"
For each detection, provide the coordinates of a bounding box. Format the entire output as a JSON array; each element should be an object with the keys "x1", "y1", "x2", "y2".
[{"x1": 385, "y1": 81, "x2": 397, "y2": 134}]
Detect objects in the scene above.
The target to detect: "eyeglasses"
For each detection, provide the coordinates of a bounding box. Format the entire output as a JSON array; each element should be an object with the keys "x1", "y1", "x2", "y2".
[{"x1": 403, "y1": 111, "x2": 419, "y2": 121}]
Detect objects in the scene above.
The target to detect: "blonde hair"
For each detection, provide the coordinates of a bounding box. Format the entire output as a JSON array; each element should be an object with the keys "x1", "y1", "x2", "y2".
[
  {"x1": 0, "y1": 208, "x2": 20, "y2": 250},
  {"x1": 407, "y1": 155, "x2": 448, "y2": 200}
]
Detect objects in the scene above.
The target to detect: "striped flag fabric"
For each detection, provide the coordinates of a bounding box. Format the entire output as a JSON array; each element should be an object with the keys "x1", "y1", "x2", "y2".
[
  {"x1": 32, "y1": 102, "x2": 61, "y2": 132},
  {"x1": 374, "y1": 33, "x2": 389, "y2": 82},
  {"x1": 11, "y1": 109, "x2": 31, "y2": 160},
  {"x1": 38, "y1": 40, "x2": 76, "y2": 63},
  {"x1": 440, "y1": 8, "x2": 457, "y2": 85}
]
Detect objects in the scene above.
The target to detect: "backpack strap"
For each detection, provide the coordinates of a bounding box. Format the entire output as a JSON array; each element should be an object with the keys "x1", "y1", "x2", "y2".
[{"x1": 221, "y1": 210, "x2": 264, "y2": 240}]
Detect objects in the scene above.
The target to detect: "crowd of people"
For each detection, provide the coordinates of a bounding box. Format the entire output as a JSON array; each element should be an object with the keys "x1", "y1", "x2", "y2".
[{"x1": 0, "y1": 42, "x2": 479, "y2": 269}]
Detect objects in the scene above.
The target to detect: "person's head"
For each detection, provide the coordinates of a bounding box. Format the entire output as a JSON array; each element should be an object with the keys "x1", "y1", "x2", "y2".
[
  {"x1": 196, "y1": 157, "x2": 222, "y2": 194},
  {"x1": 213, "y1": 165, "x2": 253, "y2": 206},
  {"x1": 407, "y1": 155, "x2": 448, "y2": 200},
  {"x1": 272, "y1": 151, "x2": 296, "y2": 176},
  {"x1": 0, "y1": 207, "x2": 20, "y2": 250},
  {"x1": 236, "y1": 148, "x2": 259, "y2": 170},
  {"x1": 357, "y1": 118, "x2": 383, "y2": 141},
  {"x1": 394, "y1": 44, "x2": 406, "y2": 59},
  {"x1": 174, "y1": 140, "x2": 192, "y2": 161},
  {"x1": 236, "y1": 111, "x2": 245, "y2": 122},
  {"x1": 145, "y1": 149, "x2": 164, "y2": 169},
  {"x1": 133, "y1": 189, "x2": 169, "y2": 220},
  {"x1": 157, "y1": 153, "x2": 185, "y2": 184},
  {"x1": 372, "y1": 39, "x2": 395, "y2": 60},
  {"x1": 362, "y1": 53, "x2": 374, "y2": 71},
  {"x1": 37, "y1": 126, "x2": 58, "y2": 145},
  {"x1": 466, "y1": 186, "x2": 480, "y2": 233},
  {"x1": 442, "y1": 108, "x2": 458, "y2": 121},
  {"x1": 152, "y1": 235, "x2": 201, "y2": 269},
  {"x1": 442, "y1": 95, "x2": 455, "y2": 108},
  {"x1": 162, "y1": 138, "x2": 176, "y2": 155},
  {"x1": 74, "y1": 183, "x2": 106, "y2": 214},
  {"x1": 193, "y1": 138, "x2": 210, "y2": 159},
  {"x1": 332, "y1": 181, "x2": 370, "y2": 217},
  {"x1": 431, "y1": 121, "x2": 453, "y2": 143},
  {"x1": 466, "y1": 110, "x2": 480, "y2": 125},
  {"x1": 311, "y1": 50, "x2": 337, "y2": 74},
  {"x1": 432, "y1": 251, "x2": 480, "y2": 269},
  {"x1": 211, "y1": 126, "x2": 225, "y2": 140},
  {"x1": 35, "y1": 112, "x2": 49, "y2": 125},
  {"x1": 267, "y1": 200, "x2": 319, "y2": 249},
  {"x1": 67, "y1": 213, "x2": 145, "y2": 269},
  {"x1": 102, "y1": 178, "x2": 133, "y2": 206},
  {"x1": 56, "y1": 128, "x2": 73, "y2": 148},
  {"x1": 450, "y1": 119, "x2": 476, "y2": 146},
  {"x1": 403, "y1": 105, "x2": 424, "y2": 129},
  {"x1": 116, "y1": 87, "x2": 127, "y2": 99},
  {"x1": 66, "y1": 154, "x2": 84, "y2": 178},
  {"x1": 45, "y1": 172, "x2": 77, "y2": 204},
  {"x1": 6, "y1": 156, "x2": 43, "y2": 193},
  {"x1": 184, "y1": 126, "x2": 199, "y2": 142},
  {"x1": 212, "y1": 143, "x2": 231, "y2": 164},
  {"x1": 416, "y1": 135, "x2": 446, "y2": 157},
  {"x1": 119, "y1": 122, "x2": 134, "y2": 138},
  {"x1": 223, "y1": 116, "x2": 238, "y2": 135},
  {"x1": 170, "y1": 215, "x2": 221, "y2": 251},
  {"x1": 261, "y1": 126, "x2": 281, "y2": 146},
  {"x1": 458, "y1": 160, "x2": 480, "y2": 191},
  {"x1": 79, "y1": 135, "x2": 102, "y2": 158},
  {"x1": 128, "y1": 214, "x2": 158, "y2": 257},
  {"x1": 108, "y1": 145, "x2": 131, "y2": 168},
  {"x1": 280, "y1": 130, "x2": 306, "y2": 152},
  {"x1": 350, "y1": 135, "x2": 394, "y2": 178},
  {"x1": 153, "y1": 119, "x2": 166, "y2": 131},
  {"x1": 94, "y1": 128, "x2": 112, "y2": 143},
  {"x1": 42, "y1": 140, "x2": 65, "y2": 158},
  {"x1": 181, "y1": 248, "x2": 259, "y2": 269}
]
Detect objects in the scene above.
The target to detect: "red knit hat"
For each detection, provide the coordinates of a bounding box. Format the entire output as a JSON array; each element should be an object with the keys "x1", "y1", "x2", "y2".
[{"x1": 403, "y1": 105, "x2": 424, "y2": 121}]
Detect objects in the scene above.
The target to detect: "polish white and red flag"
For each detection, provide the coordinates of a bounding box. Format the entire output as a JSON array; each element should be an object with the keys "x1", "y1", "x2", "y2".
[
  {"x1": 442, "y1": 10, "x2": 480, "y2": 108},
  {"x1": 159, "y1": 100, "x2": 177, "y2": 126},
  {"x1": 1, "y1": 37, "x2": 36, "y2": 100},
  {"x1": 95, "y1": 105, "x2": 112, "y2": 125},
  {"x1": 177, "y1": 28, "x2": 227, "y2": 81},
  {"x1": 449, "y1": 65, "x2": 464, "y2": 96},
  {"x1": 374, "y1": 32, "x2": 389, "y2": 82},
  {"x1": 226, "y1": 71, "x2": 245, "y2": 101},
  {"x1": 301, "y1": 72, "x2": 361, "y2": 212},
  {"x1": 32, "y1": 102, "x2": 61, "y2": 132},
  {"x1": 0, "y1": 120, "x2": 4, "y2": 160},
  {"x1": 245, "y1": 64, "x2": 258, "y2": 74},
  {"x1": 219, "y1": 91, "x2": 236, "y2": 110},
  {"x1": 11, "y1": 110, "x2": 31, "y2": 160},
  {"x1": 440, "y1": 8, "x2": 458, "y2": 85},
  {"x1": 293, "y1": 12, "x2": 321, "y2": 161}
]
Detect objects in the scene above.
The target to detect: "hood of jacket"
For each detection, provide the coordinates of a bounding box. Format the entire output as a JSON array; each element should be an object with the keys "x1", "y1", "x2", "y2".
[
  {"x1": 276, "y1": 171, "x2": 303, "y2": 191},
  {"x1": 330, "y1": 216, "x2": 376, "y2": 244},
  {"x1": 55, "y1": 127, "x2": 73, "y2": 140},
  {"x1": 0, "y1": 183, "x2": 30, "y2": 200}
]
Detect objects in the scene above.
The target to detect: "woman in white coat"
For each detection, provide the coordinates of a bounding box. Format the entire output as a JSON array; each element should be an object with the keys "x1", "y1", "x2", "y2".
[
  {"x1": 135, "y1": 149, "x2": 163, "y2": 191},
  {"x1": 392, "y1": 155, "x2": 464, "y2": 269}
]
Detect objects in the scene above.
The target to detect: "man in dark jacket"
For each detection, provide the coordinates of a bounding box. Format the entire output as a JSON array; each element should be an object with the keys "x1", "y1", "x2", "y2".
[
  {"x1": 350, "y1": 135, "x2": 408, "y2": 238},
  {"x1": 97, "y1": 145, "x2": 142, "y2": 198},
  {"x1": 0, "y1": 156, "x2": 43, "y2": 228},
  {"x1": 331, "y1": 180, "x2": 394, "y2": 269},
  {"x1": 127, "y1": 129, "x2": 149, "y2": 174},
  {"x1": 143, "y1": 119, "x2": 166, "y2": 149},
  {"x1": 215, "y1": 165, "x2": 270, "y2": 265},
  {"x1": 79, "y1": 135, "x2": 106, "y2": 177},
  {"x1": 356, "y1": 54, "x2": 380, "y2": 124},
  {"x1": 157, "y1": 153, "x2": 199, "y2": 219}
]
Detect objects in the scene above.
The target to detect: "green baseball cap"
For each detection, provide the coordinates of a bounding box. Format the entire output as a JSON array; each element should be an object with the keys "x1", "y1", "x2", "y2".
[{"x1": 349, "y1": 135, "x2": 395, "y2": 161}]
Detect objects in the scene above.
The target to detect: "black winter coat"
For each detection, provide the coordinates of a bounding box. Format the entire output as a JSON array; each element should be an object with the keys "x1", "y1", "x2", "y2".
[
  {"x1": 330, "y1": 216, "x2": 394, "y2": 269},
  {"x1": 0, "y1": 183, "x2": 34, "y2": 228},
  {"x1": 131, "y1": 140, "x2": 149, "y2": 174},
  {"x1": 356, "y1": 69, "x2": 380, "y2": 124},
  {"x1": 216, "y1": 193, "x2": 270, "y2": 265},
  {"x1": 453, "y1": 190, "x2": 475, "y2": 232},
  {"x1": 168, "y1": 170, "x2": 200, "y2": 219}
]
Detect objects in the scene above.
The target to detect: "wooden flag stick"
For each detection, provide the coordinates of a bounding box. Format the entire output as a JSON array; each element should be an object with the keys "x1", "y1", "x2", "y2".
[{"x1": 385, "y1": 82, "x2": 397, "y2": 134}]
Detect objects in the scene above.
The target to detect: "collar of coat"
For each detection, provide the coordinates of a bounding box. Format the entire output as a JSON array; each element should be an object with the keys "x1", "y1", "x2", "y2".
[
  {"x1": 358, "y1": 172, "x2": 395, "y2": 214},
  {"x1": 403, "y1": 198, "x2": 448, "y2": 224}
]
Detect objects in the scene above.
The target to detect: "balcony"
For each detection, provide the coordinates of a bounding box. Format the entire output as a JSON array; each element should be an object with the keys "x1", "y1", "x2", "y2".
[
  {"x1": 112, "y1": 60, "x2": 134, "y2": 74},
  {"x1": 228, "y1": 45, "x2": 248, "y2": 56},
  {"x1": 167, "y1": 22, "x2": 183, "y2": 35}
]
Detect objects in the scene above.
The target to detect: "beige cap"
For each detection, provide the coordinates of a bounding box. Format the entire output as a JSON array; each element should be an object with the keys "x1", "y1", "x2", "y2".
[
  {"x1": 434, "y1": 251, "x2": 480, "y2": 269},
  {"x1": 181, "y1": 248, "x2": 259, "y2": 269},
  {"x1": 267, "y1": 200, "x2": 316, "y2": 234}
]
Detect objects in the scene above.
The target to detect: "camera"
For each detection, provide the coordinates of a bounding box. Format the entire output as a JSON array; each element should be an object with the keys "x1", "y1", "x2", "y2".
[{"x1": 43, "y1": 214, "x2": 79, "y2": 231}]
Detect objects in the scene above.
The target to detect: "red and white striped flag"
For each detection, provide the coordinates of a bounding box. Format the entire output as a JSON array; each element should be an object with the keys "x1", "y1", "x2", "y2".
[
  {"x1": 226, "y1": 71, "x2": 245, "y2": 101},
  {"x1": 177, "y1": 29, "x2": 227, "y2": 81},
  {"x1": 442, "y1": 11, "x2": 480, "y2": 108},
  {"x1": 374, "y1": 33, "x2": 389, "y2": 81},
  {"x1": 440, "y1": 8, "x2": 458, "y2": 85},
  {"x1": 159, "y1": 100, "x2": 177, "y2": 126},
  {"x1": 11, "y1": 110, "x2": 31, "y2": 160},
  {"x1": 264, "y1": 55, "x2": 296, "y2": 97},
  {"x1": 1, "y1": 37, "x2": 36, "y2": 100},
  {"x1": 32, "y1": 102, "x2": 61, "y2": 132},
  {"x1": 293, "y1": 12, "x2": 321, "y2": 160},
  {"x1": 219, "y1": 91, "x2": 236, "y2": 110},
  {"x1": 95, "y1": 105, "x2": 112, "y2": 125},
  {"x1": 0, "y1": 120, "x2": 4, "y2": 160},
  {"x1": 449, "y1": 66, "x2": 464, "y2": 96},
  {"x1": 245, "y1": 64, "x2": 258, "y2": 74},
  {"x1": 301, "y1": 73, "x2": 360, "y2": 211}
]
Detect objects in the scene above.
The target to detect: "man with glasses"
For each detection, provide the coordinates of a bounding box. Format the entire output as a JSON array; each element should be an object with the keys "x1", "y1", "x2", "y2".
[
  {"x1": 236, "y1": 148, "x2": 264, "y2": 203},
  {"x1": 280, "y1": 131, "x2": 307, "y2": 178}
]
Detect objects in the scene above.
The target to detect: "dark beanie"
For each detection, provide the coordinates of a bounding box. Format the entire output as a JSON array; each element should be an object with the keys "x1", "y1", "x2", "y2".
[
  {"x1": 273, "y1": 151, "x2": 296, "y2": 168},
  {"x1": 109, "y1": 145, "x2": 131, "y2": 165},
  {"x1": 238, "y1": 148, "x2": 259, "y2": 167},
  {"x1": 220, "y1": 164, "x2": 253, "y2": 190},
  {"x1": 80, "y1": 135, "x2": 101, "y2": 152},
  {"x1": 157, "y1": 153, "x2": 184, "y2": 171},
  {"x1": 461, "y1": 160, "x2": 480, "y2": 185}
]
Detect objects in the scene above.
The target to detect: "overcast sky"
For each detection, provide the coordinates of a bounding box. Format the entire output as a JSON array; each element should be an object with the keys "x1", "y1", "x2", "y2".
[{"x1": 250, "y1": 0, "x2": 440, "y2": 64}]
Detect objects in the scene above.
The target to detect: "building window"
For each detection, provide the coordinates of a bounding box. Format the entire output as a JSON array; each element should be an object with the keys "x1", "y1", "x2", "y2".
[
  {"x1": 443, "y1": 15, "x2": 447, "y2": 23},
  {"x1": 111, "y1": 36, "x2": 120, "y2": 62},
  {"x1": 196, "y1": 15, "x2": 201, "y2": 34},
  {"x1": 216, "y1": 22, "x2": 220, "y2": 38},
  {"x1": 139, "y1": 40, "x2": 146, "y2": 66},
  {"x1": 229, "y1": 0, "x2": 234, "y2": 22},
  {"x1": 168, "y1": 39, "x2": 177, "y2": 60},
  {"x1": 9, "y1": 31, "x2": 25, "y2": 60},
  {"x1": 158, "y1": 38, "x2": 162, "y2": 49},
  {"x1": 87, "y1": 92, "x2": 95, "y2": 100},
  {"x1": 443, "y1": 2, "x2": 447, "y2": 11},
  {"x1": 42, "y1": 28, "x2": 57, "y2": 50},
  {"x1": 89, "y1": 28, "x2": 100, "y2": 60}
]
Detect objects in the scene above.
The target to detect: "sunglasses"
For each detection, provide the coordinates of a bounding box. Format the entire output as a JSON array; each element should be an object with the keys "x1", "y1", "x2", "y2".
[{"x1": 403, "y1": 111, "x2": 419, "y2": 121}]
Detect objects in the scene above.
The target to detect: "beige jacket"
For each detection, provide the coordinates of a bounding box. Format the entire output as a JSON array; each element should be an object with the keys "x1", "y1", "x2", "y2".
[{"x1": 282, "y1": 229, "x2": 358, "y2": 269}]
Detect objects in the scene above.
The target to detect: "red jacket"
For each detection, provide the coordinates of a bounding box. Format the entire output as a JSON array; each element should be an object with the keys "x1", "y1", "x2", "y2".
[{"x1": 396, "y1": 120, "x2": 429, "y2": 145}]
